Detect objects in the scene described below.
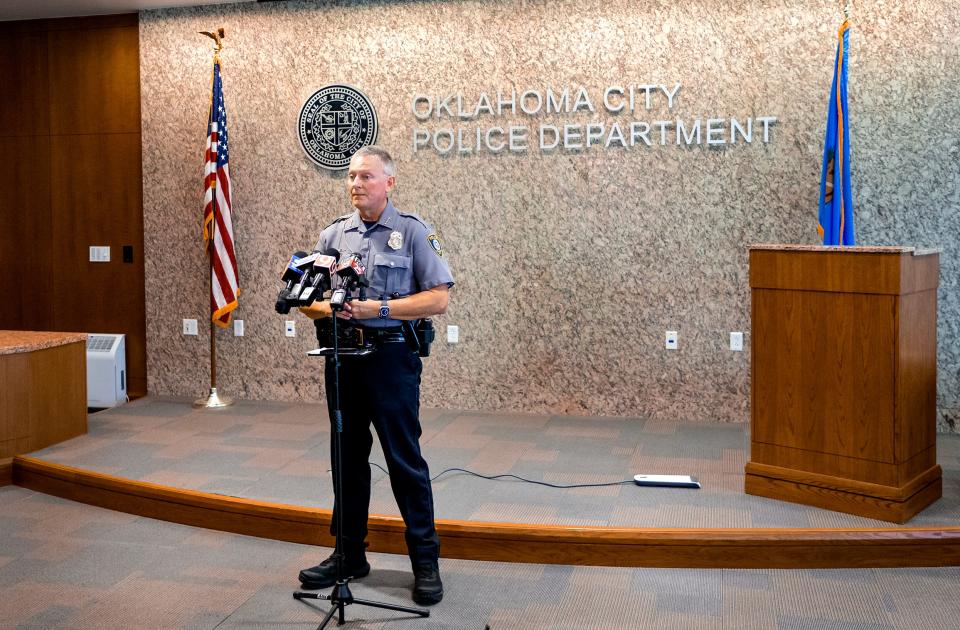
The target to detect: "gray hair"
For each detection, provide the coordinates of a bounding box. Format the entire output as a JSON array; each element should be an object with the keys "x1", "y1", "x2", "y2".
[{"x1": 352, "y1": 145, "x2": 396, "y2": 177}]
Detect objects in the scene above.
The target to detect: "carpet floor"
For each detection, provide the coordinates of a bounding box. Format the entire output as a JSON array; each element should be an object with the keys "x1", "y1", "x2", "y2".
[
  {"x1": 28, "y1": 396, "x2": 960, "y2": 529},
  {"x1": 2, "y1": 486, "x2": 959, "y2": 629}
]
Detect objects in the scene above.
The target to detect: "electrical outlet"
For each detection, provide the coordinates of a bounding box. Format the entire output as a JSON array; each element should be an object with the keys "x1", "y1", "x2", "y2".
[
  {"x1": 182, "y1": 319, "x2": 198, "y2": 336},
  {"x1": 447, "y1": 325, "x2": 459, "y2": 344},
  {"x1": 730, "y1": 331, "x2": 744, "y2": 351},
  {"x1": 665, "y1": 330, "x2": 678, "y2": 350},
  {"x1": 285, "y1": 320, "x2": 296, "y2": 337},
  {"x1": 234, "y1": 319, "x2": 244, "y2": 337}
]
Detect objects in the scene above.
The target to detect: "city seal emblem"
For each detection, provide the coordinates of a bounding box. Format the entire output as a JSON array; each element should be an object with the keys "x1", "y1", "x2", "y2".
[{"x1": 298, "y1": 84, "x2": 378, "y2": 170}]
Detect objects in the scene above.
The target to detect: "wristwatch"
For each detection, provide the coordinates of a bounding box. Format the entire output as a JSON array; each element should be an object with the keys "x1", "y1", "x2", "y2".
[{"x1": 378, "y1": 300, "x2": 390, "y2": 319}]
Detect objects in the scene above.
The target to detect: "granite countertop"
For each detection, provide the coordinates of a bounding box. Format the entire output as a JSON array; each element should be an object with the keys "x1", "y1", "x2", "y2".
[
  {"x1": 749, "y1": 244, "x2": 940, "y2": 255},
  {"x1": 0, "y1": 331, "x2": 88, "y2": 355}
]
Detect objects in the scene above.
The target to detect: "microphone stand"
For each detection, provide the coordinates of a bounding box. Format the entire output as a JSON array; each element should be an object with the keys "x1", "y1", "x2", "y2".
[{"x1": 294, "y1": 294, "x2": 429, "y2": 628}]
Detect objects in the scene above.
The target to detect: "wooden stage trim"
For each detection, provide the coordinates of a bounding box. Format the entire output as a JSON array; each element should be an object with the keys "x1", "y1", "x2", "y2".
[
  {"x1": 13, "y1": 455, "x2": 960, "y2": 569},
  {"x1": 0, "y1": 457, "x2": 11, "y2": 486}
]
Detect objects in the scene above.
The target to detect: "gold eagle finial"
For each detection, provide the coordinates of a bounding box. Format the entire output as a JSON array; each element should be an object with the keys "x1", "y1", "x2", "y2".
[{"x1": 199, "y1": 28, "x2": 225, "y2": 52}]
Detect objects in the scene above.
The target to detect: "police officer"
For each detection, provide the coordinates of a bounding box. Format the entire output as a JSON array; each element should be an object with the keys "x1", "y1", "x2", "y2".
[{"x1": 297, "y1": 146, "x2": 452, "y2": 605}]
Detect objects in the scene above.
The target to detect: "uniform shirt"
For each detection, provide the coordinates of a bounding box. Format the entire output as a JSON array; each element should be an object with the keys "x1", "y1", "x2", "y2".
[{"x1": 314, "y1": 200, "x2": 454, "y2": 328}]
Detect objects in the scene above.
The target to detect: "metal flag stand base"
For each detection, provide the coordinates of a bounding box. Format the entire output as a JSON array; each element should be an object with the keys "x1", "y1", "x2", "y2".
[{"x1": 194, "y1": 387, "x2": 233, "y2": 408}]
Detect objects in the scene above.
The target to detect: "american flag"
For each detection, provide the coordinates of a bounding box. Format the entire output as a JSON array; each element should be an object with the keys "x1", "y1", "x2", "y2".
[{"x1": 202, "y1": 59, "x2": 240, "y2": 327}]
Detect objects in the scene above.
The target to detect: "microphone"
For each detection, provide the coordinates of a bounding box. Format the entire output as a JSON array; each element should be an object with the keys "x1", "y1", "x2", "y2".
[
  {"x1": 275, "y1": 251, "x2": 308, "y2": 314},
  {"x1": 297, "y1": 248, "x2": 340, "y2": 306},
  {"x1": 336, "y1": 253, "x2": 367, "y2": 289},
  {"x1": 286, "y1": 250, "x2": 325, "y2": 304},
  {"x1": 330, "y1": 253, "x2": 367, "y2": 309}
]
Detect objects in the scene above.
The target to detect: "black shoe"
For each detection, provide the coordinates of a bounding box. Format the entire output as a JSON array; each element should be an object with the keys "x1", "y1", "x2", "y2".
[
  {"x1": 412, "y1": 561, "x2": 443, "y2": 605},
  {"x1": 298, "y1": 552, "x2": 370, "y2": 589}
]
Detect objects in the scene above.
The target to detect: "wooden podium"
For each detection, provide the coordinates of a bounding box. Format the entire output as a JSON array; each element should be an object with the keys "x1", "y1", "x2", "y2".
[{"x1": 744, "y1": 245, "x2": 941, "y2": 523}]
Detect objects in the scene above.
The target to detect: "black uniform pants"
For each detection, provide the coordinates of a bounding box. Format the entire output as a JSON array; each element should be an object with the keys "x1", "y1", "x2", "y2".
[{"x1": 324, "y1": 342, "x2": 439, "y2": 564}]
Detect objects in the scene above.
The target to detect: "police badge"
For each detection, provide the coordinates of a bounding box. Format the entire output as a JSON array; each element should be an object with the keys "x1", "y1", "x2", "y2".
[
  {"x1": 427, "y1": 233, "x2": 443, "y2": 256},
  {"x1": 388, "y1": 231, "x2": 403, "y2": 250}
]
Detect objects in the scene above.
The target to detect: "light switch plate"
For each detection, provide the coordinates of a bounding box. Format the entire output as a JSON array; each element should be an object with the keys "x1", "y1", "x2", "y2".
[{"x1": 730, "y1": 331, "x2": 744, "y2": 351}]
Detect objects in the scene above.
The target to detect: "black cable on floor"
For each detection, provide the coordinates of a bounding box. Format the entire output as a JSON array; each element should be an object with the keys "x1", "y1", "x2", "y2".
[{"x1": 369, "y1": 462, "x2": 635, "y2": 489}]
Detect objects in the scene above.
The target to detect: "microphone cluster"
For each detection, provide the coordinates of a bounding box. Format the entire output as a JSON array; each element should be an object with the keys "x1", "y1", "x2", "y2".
[{"x1": 274, "y1": 248, "x2": 369, "y2": 314}]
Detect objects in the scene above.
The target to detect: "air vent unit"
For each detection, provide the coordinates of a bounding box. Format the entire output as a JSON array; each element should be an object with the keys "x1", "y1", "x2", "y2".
[{"x1": 86, "y1": 334, "x2": 127, "y2": 408}]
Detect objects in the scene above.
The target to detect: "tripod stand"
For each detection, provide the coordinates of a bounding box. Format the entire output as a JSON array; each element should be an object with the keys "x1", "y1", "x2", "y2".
[{"x1": 294, "y1": 306, "x2": 429, "y2": 628}]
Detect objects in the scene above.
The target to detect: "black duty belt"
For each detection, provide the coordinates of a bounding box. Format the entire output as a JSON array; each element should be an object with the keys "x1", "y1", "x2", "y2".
[{"x1": 354, "y1": 326, "x2": 406, "y2": 344}]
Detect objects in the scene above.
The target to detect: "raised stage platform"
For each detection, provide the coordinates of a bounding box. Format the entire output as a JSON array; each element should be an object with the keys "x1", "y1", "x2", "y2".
[{"x1": 11, "y1": 397, "x2": 960, "y2": 568}]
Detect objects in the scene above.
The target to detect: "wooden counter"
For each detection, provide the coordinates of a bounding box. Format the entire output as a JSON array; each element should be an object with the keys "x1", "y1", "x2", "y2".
[{"x1": 0, "y1": 331, "x2": 87, "y2": 485}]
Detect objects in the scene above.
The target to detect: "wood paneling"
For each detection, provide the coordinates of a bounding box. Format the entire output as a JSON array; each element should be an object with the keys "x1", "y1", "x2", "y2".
[
  {"x1": 27, "y1": 343, "x2": 88, "y2": 449},
  {"x1": 747, "y1": 248, "x2": 941, "y2": 523},
  {"x1": 0, "y1": 30, "x2": 49, "y2": 136},
  {"x1": 0, "y1": 353, "x2": 32, "y2": 455},
  {"x1": 14, "y1": 456, "x2": 960, "y2": 568},
  {"x1": 897, "y1": 289, "x2": 938, "y2": 470},
  {"x1": 0, "y1": 14, "x2": 146, "y2": 397},
  {"x1": 0, "y1": 14, "x2": 137, "y2": 35},
  {"x1": 0, "y1": 136, "x2": 54, "y2": 330},
  {"x1": 50, "y1": 132, "x2": 146, "y2": 395},
  {"x1": 749, "y1": 425, "x2": 938, "y2": 491},
  {"x1": 745, "y1": 461, "x2": 942, "y2": 502},
  {"x1": 750, "y1": 248, "x2": 938, "y2": 295},
  {"x1": 0, "y1": 341, "x2": 87, "y2": 460},
  {"x1": 47, "y1": 25, "x2": 141, "y2": 135},
  {"x1": 49, "y1": 133, "x2": 144, "y2": 264},
  {"x1": 745, "y1": 469, "x2": 942, "y2": 524},
  {"x1": 752, "y1": 289, "x2": 896, "y2": 463},
  {"x1": 0, "y1": 458, "x2": 11, "y2": 486}
]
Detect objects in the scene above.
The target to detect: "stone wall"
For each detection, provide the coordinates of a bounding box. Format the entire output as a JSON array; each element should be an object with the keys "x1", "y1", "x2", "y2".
[{"x1": 140, "y1": 0, "x2": 960, "y2": 428}]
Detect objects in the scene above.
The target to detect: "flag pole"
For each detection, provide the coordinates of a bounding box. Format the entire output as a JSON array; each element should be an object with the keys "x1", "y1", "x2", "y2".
[{"x1": 196, "y1": 28, "x2": 233, "y2": 409}]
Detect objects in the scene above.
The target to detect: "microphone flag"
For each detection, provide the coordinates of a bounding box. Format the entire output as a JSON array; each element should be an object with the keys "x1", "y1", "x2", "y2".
[
  {"x1": 817, "y1": 20, "x2": 855, "y2": 246},
  {"x1": 202, "y1": 54, "x2": 240, "y2": 327}
]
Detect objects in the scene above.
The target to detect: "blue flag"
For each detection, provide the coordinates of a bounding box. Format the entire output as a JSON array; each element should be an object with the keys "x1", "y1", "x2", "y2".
[{"x1": 817, "y1": 21, "x2": 855, "y2": 246}]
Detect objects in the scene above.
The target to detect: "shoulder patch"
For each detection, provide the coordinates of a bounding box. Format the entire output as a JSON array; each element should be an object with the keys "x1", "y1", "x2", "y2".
[{"x1": 426, "y1": 233, "x2": 443, "y2": 257}]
